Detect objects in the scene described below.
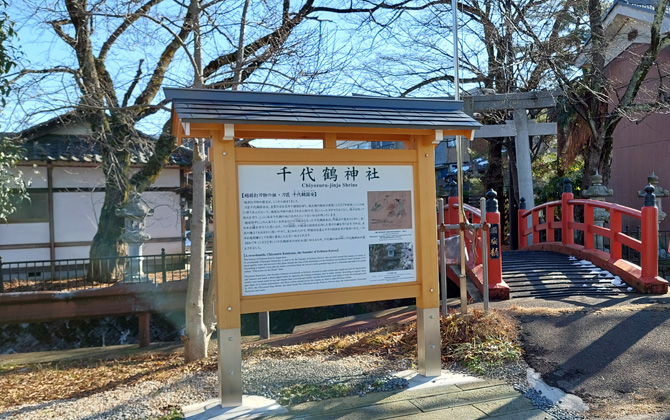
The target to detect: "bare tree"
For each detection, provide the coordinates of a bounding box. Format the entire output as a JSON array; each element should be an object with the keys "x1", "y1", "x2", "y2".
[
  {"x1": 6, "y1": 0, "x2": 402, "y2": 280},
  {"x1": 183, "y1": 0, "x2": 213, "y2": 362},
  {"x1": 0, "y1": 1, "x2": 29, "y2": 221},
  {"x1": 514, "y1": 0, "x2": 670, "y2": 189},
  {"x1": 6, "y1": 0, "x2": 430, "y2": 360},
  {"x1": 349, "y1": 0, "x2": 583, "y2": 206}
]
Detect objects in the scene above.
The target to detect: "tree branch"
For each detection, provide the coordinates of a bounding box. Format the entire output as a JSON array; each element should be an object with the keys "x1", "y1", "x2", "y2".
[
  {"x1": 7, "y1": 67, "x2": 77, "y2": 85},
  {"x1": 99, "y1": 0, "x2": 164, "y2": 61},
  {"x1": 48, "y1": 19, "x2": 76, "y2": 48},
  {"x1": 400, "y1": 74, "x2": 481, "y2": 97},
  {"x1": 129, "y1": 131, "x2": 176, "y2": 192},
  {"x1": 132, "y1": 4, "x2": 196, "y2": 109},
  {"x1": 122, "y1": 60, "x2": 144, "y2": 108}
]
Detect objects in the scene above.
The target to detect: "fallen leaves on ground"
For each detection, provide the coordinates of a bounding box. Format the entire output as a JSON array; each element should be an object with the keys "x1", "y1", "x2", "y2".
[
  {"x1": 0, "y1": 309, "x2": 520, "y2": 411},
  {"x1": 0, "y1": 350, "x2": 217, "y2": 410}
]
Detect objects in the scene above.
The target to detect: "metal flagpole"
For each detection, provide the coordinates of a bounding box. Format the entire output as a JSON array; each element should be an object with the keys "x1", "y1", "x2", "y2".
[{"x1": 452, "y1": 0, "x2": 467, "y2": 315}]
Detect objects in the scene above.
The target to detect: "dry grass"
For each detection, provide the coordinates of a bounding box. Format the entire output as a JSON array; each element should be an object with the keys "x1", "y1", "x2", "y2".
[
  {"x1": 245, "y1": 309, "x2": 522, "y2": 372},
  {"x1": 587, "y1": 388, "x2": 670, "y2": 419}
]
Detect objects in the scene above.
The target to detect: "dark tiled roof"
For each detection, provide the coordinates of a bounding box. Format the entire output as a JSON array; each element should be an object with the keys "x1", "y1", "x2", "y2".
[
  {"x1": 607, "y1": 0, "x2": 670, "y2": 18},
  {"x1": 15, "y1": 135, "x2": 191, "y2": 166},
  {"x1": 619, "y1": 0, "x2": 663, "y2": 10},
  {"x1": 164, "y1": 88, "x2": 481, "y2": 130}
]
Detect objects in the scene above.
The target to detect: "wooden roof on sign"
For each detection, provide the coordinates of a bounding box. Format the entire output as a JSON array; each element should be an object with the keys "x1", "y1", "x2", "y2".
[{"x1": 164, "y1": 88, "x2": 481, "y2": 132}]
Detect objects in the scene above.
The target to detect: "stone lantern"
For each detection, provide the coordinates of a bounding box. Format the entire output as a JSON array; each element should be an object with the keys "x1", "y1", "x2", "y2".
[
  {"x1": 116, "y1": 190, "x2": 154, "y2": 282},
  {"x1": 638, "y1": 172, "x2": 669, "y2": 227},
  {"x1": 581, "y1": 171, "x2": 613, "y2": 251}
]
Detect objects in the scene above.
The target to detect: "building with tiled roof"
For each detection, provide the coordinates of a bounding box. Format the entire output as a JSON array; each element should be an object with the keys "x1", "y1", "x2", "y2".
[{"x1": 1, "y1": 114, "x2": 190, "y2": 263}]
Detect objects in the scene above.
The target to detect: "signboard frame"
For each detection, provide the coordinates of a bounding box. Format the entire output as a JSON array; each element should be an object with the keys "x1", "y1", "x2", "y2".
[{"x1": 209, "y1": 128, "x2": 450, "y2": 406}]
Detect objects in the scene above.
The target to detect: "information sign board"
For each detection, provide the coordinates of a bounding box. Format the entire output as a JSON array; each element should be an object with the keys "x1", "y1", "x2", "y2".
[{"x1": 238, "y1": 164, "x2": 416, "y2": 296}]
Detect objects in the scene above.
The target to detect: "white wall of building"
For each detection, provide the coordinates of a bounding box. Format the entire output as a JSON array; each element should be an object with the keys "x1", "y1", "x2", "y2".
[
  {"x1": 1, "y1": 247, "x2": 51, "y2": 262},
  {"x1": 9, "y1": 165, "x2": 48, "y2": 188},
  {"x1": 52, "y1": 166, "x2": 106, "y2": 188},
  {"x1": 0, "y1": 223, "x2": 50, "y2": 245},
  {"x1": 53, "y1": 192, "x2": 105, "y2": 243},
  {"x1": 1, "y1": 164, "x2": 184, "y2": 263}
]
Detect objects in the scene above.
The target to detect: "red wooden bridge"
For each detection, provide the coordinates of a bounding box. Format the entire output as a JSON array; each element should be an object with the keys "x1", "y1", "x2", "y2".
[{"x1": 442, "y1": 178, "x2": 669, "y2": 301}]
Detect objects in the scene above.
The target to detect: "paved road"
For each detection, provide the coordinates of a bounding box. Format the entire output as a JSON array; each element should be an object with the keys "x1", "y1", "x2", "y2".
[{"x1": 490, "y1": 293, "x2": 670, "y2": 418}]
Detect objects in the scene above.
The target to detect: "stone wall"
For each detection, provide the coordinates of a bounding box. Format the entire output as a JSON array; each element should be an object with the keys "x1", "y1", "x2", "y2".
[{"x1": 0, "y1": 313, "x2": 185, "y2": 354}]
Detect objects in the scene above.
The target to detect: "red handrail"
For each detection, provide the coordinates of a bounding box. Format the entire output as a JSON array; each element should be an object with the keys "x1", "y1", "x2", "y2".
[
  {"x1": 517, "y1": 187, "x2": 666, "y2": 294},
  {"x1": 439, "y1": 196, "x2": 508, "y2": 299}
]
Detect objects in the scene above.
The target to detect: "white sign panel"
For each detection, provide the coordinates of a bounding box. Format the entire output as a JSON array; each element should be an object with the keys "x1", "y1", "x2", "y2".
[{"x1": 238, "y1": 164, "x2": 416, "y2": 296}]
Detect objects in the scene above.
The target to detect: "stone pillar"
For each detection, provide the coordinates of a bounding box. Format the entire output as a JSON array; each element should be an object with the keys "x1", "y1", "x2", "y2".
[
  {"x1": 638, "y1": 172, "x2": 669, "y2": 228},
  {"x1": 513, "y1": 109, "x2": 534, "y2": 211},
  {"x1": 581, "y1": 171, "x2": 613, "y2": 251},
  {"x1": 513, "y1": 109, "x2": 534, "y2": 245},
  {"x1": 115, "y1": 190, "x2": 154, "y2": 283}
]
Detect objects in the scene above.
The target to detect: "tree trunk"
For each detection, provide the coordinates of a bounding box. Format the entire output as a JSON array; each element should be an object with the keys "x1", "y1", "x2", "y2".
[
  {"x1": 581, "y1": 122, "x2": 609, "y2": 191},
  {"x1": 483, "y1": 139, "x2": 504, "y2": 193},
  {"x1": 184, "y1": 139, "x2": 210, "y2": 362},
  {"x1": 89, "y1": 198, "x2": 126, "y2": 282},
  {"x1": 506, "y1": 138, "x2": 520, "y2": 205},
  {"x1": 89, "y1": 133, "x2": 130, "y2": 283}
]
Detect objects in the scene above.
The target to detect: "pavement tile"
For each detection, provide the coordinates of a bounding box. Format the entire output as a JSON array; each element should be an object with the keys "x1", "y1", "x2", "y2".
[
  {"x1": 474, "y1": 396, "x2": 536, "y2": 416},
  {"x1": 382, "y1": 384, "x2": 463, "y2": 401},
  {"x1": 402, "y1": 405, "x2": 488, "y2": 419},
  {"x1": 487, "y1": 408, "x2": 556, "y2": 420},
  {"x1": 410, "y1": 385, "x2": 520, "y2": 412},
  {"x1": 285, "y1": 391, "x2": 398, "y2": 415},
  {"x1": 285, "y1": 385, "x2": 463, "y2": 416},
  {"x1": 292, "y1": 400, "x2": 422, "y2": 420},
  {"x1": 456, "y1": 379, "x2": 506, "y2": 391}
]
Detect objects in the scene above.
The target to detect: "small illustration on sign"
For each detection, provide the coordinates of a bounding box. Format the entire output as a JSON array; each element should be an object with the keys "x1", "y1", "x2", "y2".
[
  {"x1": 367, "y1": 190, "x2": 412, "y2": 231},
  {"x1": 369, "y1": 242, "x2": 414, "y2": 272}
]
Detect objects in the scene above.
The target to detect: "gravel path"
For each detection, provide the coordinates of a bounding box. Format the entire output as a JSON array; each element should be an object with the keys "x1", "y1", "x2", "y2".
[{"x1": 0, "y1": 355, "x2": 408, "y2": 420}]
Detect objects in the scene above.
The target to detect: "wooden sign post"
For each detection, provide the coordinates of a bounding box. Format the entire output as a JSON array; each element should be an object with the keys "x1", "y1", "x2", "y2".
[{"x1": 164, "y1": 88, "x2": 480, "y2": 407}]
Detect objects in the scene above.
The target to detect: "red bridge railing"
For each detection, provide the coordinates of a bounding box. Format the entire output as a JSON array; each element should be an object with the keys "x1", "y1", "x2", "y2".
[
  {"x1": 518, "y1": 178, "x2": 668, "y2": 294},
  {"x1": 439, "y1": 190, "x2": 508, "y2": 300}
]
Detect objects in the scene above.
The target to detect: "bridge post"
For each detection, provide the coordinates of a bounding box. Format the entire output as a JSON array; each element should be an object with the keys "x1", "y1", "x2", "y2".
[
  {"x1": 138, "y1": 312, "x2": 151, "y2": 347},
  {"x1": 610, "y1": 210, "x2": 623, "y2": 261},
  {"x1": 638, "y1": 172, "x2": 669, "y2": 228},
  {"x1": 448, "y1": 181, "x2": 459, "y2": 237},
  {"x1": 641, "y1": 185, "x2": 659, "y2": 281},
  {"x1": 561, "y1": 178, "x2": 574, "y2": 246},
  {"x1": 486, "y1": 190, "x2": 504, "y2": 299},
  {"x1": 518, "y1": 198, "x2": 527, "y2": 248},
  {"x1": 584, "y1": 204, "x2": 595, "y2": 250}
]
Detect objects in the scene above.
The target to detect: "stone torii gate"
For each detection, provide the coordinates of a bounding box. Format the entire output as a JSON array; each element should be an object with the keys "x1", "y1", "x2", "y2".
[
  {"x1": 463, "y1": 90, "x2": 559, "y2": 212},
  {"x1": 463, "y1": 91, "x2": 559, "y2": 246}
]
